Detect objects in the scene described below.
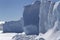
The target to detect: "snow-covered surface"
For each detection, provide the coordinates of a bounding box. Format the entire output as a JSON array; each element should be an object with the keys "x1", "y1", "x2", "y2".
[
  {"x1": 0, "y1": 31, "x2": 16, "y2": 40},
  {"x1": 12, "y1": 33, "x2": 37, "y2": 40},
  {"x1": 0, "y1": 21, "x2": 5, "y2": 24}
]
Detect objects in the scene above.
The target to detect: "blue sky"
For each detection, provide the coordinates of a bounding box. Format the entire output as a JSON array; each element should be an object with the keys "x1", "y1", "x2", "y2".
[
  {"x1": 0, "y1": 0, "x2": 59, "y2": 21},
  {"x1": 0, "y1": 0, "x2": 35, "y2": 21}
]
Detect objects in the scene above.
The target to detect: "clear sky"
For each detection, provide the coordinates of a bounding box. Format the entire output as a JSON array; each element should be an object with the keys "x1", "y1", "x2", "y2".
[
  {"x1": 0, "y1": 0, "x2": 35, "y2": 21},
  {"x1": 0, "y1": 0, "x2": 59, "y2": 22}
]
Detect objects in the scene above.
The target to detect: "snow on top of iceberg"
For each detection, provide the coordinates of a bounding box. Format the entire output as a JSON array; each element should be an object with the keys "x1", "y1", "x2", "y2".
[{"x1": 0, "y1": 21, "x2": 5, "y2": 24}]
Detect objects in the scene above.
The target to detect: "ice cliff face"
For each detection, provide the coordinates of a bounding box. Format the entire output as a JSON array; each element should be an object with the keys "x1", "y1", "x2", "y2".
[
  {"x1": 39, "y1": 1, "x2": 51, "y2": 33},
  {"x1": 23, "y1": 0, "x2": 60, "y2": 35},
  {"x1": 3, "y1": 18, "x2": 24, "y2": 33},
  {"x1": 35, "y1": 1, "x2": 60, "y2": 40},
  {"x1": 53, "y1": 1, "x2": 60, "y2": 31},
  {"x1": 47, "y1": 2, "x2": 55, "y2": 30},
  {"x1": 23, "y1": 1, "x2": 40, "y2": 35}
]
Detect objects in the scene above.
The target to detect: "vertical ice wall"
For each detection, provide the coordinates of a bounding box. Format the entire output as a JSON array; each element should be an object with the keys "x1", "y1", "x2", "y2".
[
  {"x1": 3, "y1": 19, "x2": 24, "y2": 33},
  {"x1": 39, "y1": 0, "x2": 51, "y2": 33},
  {"x1": 42, "y1": 1, "x2": 60, "y2": 40},
  {"x1": 47, "y1": 2, "x2": 55, "y2": 31},
  {"x1": 43, "y1": 1, "x2": 60, "y2": 39},
  {"x1": 53, "y1": 1, "x2": 60, "y2": 31},
  {"x1": 36, "y1": 1, "x2": 60, "y2": 40},
  {"x1": 23, "y1": 0, "x2": 40, "y2": 35}
]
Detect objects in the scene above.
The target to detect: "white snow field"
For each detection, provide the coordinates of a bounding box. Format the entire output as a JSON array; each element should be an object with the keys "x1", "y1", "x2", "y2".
[{"x1": 0, "y1": 31, "x2": 16, "y2": 40}]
